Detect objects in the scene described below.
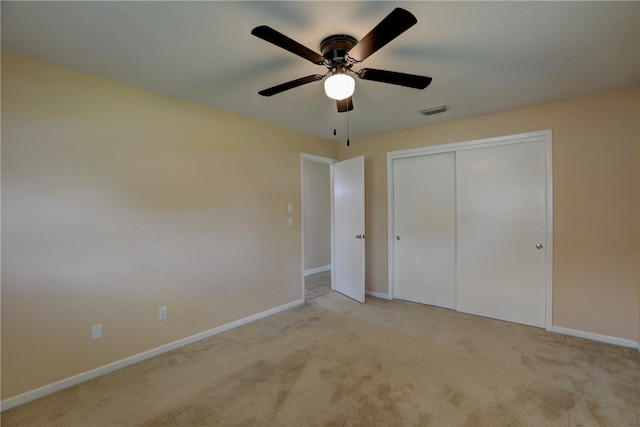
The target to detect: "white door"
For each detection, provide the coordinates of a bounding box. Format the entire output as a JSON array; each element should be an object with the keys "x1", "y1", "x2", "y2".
[
  {"x1": 332, "y1": 156, "x2": 365, "y2": 303},
  {"x1": 393, "y1": 153, "x2": 456, "y2": 308},
  {"x1": 456, "y1": 141, "x2": 547, "y2": 327}
]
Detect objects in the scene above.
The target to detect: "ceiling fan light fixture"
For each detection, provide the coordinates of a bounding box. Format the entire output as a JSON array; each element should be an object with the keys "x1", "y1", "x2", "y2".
[{"x1": 324, "y1": 73, "x2": 355, "y2": 100}]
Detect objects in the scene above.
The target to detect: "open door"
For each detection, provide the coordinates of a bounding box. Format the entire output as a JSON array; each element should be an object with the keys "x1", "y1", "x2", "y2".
[{"x1": 332, "y1": 156, "x2": 365, "y2": 303}]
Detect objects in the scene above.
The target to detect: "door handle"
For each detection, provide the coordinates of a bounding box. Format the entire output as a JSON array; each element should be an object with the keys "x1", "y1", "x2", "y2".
[
  {"x1": 536, "y1": 243, "x2": 543, "y2": 249},
  {"x1": 356, "y1": 234, "x2": 366, "y2": 239},
  {"x1": 396, "y1": 236, "x2": 400, "y2": 241}
]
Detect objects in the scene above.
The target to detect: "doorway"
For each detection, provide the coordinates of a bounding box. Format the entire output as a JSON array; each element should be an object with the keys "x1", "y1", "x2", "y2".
[{"x1": 301, "y1": 154, "x2": 334, "y2": 301}]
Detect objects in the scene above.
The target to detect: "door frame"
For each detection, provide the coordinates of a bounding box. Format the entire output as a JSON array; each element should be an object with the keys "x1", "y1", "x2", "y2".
[
  {"x1": 386, "y1": 130, "x2": 554, "y2": 330},
  {"x1": 301, "y1": 153, "x2": 336, "y2": 299}
]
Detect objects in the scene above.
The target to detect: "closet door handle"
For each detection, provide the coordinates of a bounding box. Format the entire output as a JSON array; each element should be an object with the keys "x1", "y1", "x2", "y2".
[
  {"x1": 536, "y1": 243, "x2": 543, "y2": 249},
  {"x1": 396, "y1": 236, "x2": 401, "y2": 241}
]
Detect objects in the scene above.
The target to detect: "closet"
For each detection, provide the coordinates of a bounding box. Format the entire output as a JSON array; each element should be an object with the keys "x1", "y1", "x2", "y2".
[{"x1": 388, "y1": 131, "x2": 552, "y2": 328}]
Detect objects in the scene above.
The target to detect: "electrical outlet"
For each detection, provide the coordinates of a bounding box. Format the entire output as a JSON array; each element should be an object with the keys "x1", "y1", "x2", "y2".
[
  {"x1": 91, "y1": 324, "x2": 102, "y2": 341},
  {"x1": 159, "y1": 306, "x2": 168, "y2": 321}
]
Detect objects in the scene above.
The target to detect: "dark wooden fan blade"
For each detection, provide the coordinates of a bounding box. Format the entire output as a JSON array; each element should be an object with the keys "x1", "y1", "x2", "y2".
[
  {"x1": 251, "y1": 25, "x2": 325, "y2": 64},
  {"x1": 357, "y1": 68, "x2": 432, "y2": 89},
  {"x1": 258, "y1": 74, "x2": 324, "y2": 97},
  {"x1": 347, "y1": 8, "x2": 417, "y2": 62},
  {"x1": 336, "y1": 96, "x2": 354, "y2": 113}
]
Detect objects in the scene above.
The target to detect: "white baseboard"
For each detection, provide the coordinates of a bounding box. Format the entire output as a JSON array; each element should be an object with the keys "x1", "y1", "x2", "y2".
[
  {"x1": 366, "y1": 290, "x2": 391, "y2": 300},
  {"x1": 552, "y1": 326, "x2": 638, "y2": 349},
  {"x1": 0, "y1": 298, "x2": 304, "y2": 412},
  {"x1": 304, "y1": 265, "x2": 331, "y2": 276}
]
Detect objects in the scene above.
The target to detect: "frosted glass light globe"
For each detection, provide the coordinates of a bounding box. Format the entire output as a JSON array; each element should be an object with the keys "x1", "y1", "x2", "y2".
[{"x1": 324, "y1": 74, "x2": 355, "y2": 100}]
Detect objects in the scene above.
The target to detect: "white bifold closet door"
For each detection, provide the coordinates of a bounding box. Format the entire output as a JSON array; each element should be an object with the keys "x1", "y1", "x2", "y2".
[
  {"x1": 456, "y1": 141, "x2": 547, "y2": 328},
  {"x1": 393, "y1": 153, "x2": 456, "y2": 309}
]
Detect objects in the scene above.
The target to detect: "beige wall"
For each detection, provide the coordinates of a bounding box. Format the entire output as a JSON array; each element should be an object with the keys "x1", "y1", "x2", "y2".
[
  {"x1": 339, "y1": 87, "x2": 640, "y2": 343},
  {"x1": 1, "y1": 51, "x2": 338, "y2": 399},
  {"x1": 302, "y1": 159, "x2": 331, "y2": 271}
]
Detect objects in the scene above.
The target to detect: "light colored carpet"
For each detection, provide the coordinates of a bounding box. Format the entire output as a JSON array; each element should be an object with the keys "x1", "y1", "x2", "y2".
[{"x1": 3, "y1": 292, "x2": 639, "y2": 426}]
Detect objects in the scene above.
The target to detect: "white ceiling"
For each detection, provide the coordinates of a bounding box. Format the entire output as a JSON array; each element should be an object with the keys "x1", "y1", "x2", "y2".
[{"x1": 2, "y1": 1, "x2": 639, "y2": 142}]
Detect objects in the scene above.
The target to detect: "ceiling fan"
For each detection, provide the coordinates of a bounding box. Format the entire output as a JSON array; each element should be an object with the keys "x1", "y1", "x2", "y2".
[{"x1": 251, "y1": 8, "x2": 432, "y2": 113}]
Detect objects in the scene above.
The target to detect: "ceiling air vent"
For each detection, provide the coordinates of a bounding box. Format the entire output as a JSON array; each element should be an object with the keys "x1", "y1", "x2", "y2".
[{"x1": 420, "y1": 105, "x2": 448, "y2": 116}]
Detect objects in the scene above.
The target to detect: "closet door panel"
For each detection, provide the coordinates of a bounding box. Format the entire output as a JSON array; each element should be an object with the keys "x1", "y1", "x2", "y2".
[
  {"x1": 456, "y1": 141, "x2": 546, "y2": 327},
  {"x1": 393, "y1": 153, "x2": 456, "y2": 309}
]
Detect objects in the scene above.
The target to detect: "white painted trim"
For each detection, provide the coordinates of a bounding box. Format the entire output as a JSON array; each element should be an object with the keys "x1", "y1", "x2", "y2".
[
  {"x1": 552, "y1": 326, "x2": 639, "y2": 349},
  {"x1": 300, "y1": 154, "x2": 336, "y2": 299},
  {"x1": 543, "y1": 130, "x2": 554, "y2": 331},
  {"x1": 387, "y1": 131, "x2": 547, "y2": 160},
  {"x1": 330, "y1": 163, "x2": 335, "y2": 292},
  {"x1": 0, "y1": 298, "x2": 304, "y2": 412},
  {"x1": 304, "y1": 264, "x2": 331, "y2": 276},
  {"x1": 366, "y1": 291, "x2": 391, "y2": 300},
  {"x1": 387, "y1": 130, "x2": 553, "y2": 329},
  {"x1": 301, "y1": 153, "x2": 337, "y2": 165},
  {"x1": 387, "y1": 153, "x2": 395, "y2": 299}
]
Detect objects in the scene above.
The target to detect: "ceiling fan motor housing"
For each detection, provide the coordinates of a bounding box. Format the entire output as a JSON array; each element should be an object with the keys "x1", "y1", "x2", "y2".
[{"x1": 320, "y1": 34, "x2": 358, "y2": 65}]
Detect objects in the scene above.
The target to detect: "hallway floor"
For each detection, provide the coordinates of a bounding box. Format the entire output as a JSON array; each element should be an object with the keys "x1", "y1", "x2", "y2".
[{"x1": 304, "y1": 270, "x2": 331, "y2": 301}]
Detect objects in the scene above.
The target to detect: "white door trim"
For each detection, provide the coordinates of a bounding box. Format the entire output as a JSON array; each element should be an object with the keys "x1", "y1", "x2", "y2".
[
  {"x1": 301, "y1": 154, "x2": 336, "y2": 300},
  {"x1": 387, "y1": 130, "x2": 553, "y2": 330}
]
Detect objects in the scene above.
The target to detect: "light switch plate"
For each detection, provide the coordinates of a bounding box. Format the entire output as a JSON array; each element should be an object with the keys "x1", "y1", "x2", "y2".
[{"x1": 91, "y1": 324, "x2": 102, "y2": 341}]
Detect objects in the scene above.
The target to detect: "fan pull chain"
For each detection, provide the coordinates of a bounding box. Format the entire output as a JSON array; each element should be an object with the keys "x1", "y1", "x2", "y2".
[
  {"x1": 332, "y1": 97, "x2": 339, "y2": 138},
  {"x1": 346, "y1": 110, "x2": 351, "y2": 147}
]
